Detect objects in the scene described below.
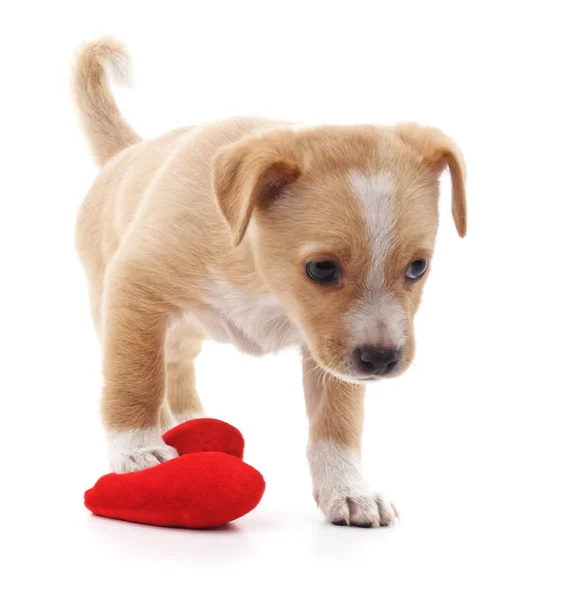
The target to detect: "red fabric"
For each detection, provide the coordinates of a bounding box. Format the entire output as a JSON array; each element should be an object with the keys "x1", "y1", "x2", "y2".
[
  {"x1": 162, "y1": 418, "x2": 244, "y2": 459},
  {"x1": 84, "y1": 419, "x2": 264, "y2": 529}
]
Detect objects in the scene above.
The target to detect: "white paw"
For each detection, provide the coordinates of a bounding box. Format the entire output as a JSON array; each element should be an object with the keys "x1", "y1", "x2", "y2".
[
  {"x1": 308, "y1": 441, "x2": 399, "y2": 528},
  {"x1": 320, "y1": 490, "x2": 398, "y2": 528},
  {"x1": 106, "y1": 427, "x2": 179, "y2": 474},
  {"x1": 110, "y1": 444, "x2": 179, "y2": 474}
]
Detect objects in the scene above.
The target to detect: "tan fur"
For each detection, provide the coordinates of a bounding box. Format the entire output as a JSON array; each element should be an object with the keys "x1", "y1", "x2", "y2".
[
  {"x1": 74, "y1": 38, "x2": 466, "y2": 523},
  {"x1": 303, "y1": 351, "x2": 364, "y2": 448},
  {"x1": 165, "y1": 319, "x2": 204, "y2": 420},
  {"x1": 73, "y1": 37, "x2": 140, "y2": 166}
]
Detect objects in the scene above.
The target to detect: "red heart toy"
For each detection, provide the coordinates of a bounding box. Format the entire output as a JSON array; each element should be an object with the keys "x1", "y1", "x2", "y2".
[
  {"x1": 162, "y1": 418, "x2": 244, "y2": 459},
  {"x1": 84, "y1": 419, "x2": 264, "y2": 529}
]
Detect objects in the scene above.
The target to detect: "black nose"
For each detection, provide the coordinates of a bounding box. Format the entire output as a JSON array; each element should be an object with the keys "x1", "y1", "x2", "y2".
[{"x1": 354, "y1": 346, "x2": 399, "y2": 375}]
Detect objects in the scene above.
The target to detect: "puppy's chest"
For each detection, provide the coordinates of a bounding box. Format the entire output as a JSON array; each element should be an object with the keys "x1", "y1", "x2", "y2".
[{"x1": 196, "y1": 281, "x2": 302, "y2": 355}]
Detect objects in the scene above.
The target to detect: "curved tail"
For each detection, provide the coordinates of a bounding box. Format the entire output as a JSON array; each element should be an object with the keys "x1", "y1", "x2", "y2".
[{"x1": 72, "y1": 37, "x2": 141, "y2": 166}]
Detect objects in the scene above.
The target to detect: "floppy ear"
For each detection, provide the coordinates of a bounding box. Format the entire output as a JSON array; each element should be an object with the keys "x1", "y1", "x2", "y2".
[
  {"x1": 212, "y1": 138, "x2": 301, "y2": 247},
  {"x1": 396, "y1": 123, "x2": 467, "y2": 237}
]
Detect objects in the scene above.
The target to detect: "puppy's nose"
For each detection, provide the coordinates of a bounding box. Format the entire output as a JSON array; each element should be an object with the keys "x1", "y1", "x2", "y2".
[{"x1": 354, "y1": 346, "x2": 399, "y2": 375}]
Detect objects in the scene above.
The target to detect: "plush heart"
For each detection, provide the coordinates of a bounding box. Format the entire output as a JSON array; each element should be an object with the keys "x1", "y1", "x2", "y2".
[
  {"x1": 84, "y1": 451, "x2": 265, "y2": 529},
  {"x1": 85, "y1": 419, "x2": 263, "y2": 529},
  {"x1": 162, "y1": 418, "x2": 244, "y2": 459}
]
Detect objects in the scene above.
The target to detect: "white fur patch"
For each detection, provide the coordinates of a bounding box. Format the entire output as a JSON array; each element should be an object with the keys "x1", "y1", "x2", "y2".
[
  {"x1": 106, "y1": 427, "x2": 178, "y2": 474},
  {"x1": 346, "y1": 290, "x2": 406, "y2": 349},
  {"x1": 195, "y1": 278, "x2": 303, "y2": 355},
  {"x1": 349, "y1": 171, "x2": 395, "y2": 278},
  {"x1": 346, "y1": 171, "x2": 406, "y2": 348},
  {"x1": 308, "y1": 441, "x2": 398, "y2": 527}
]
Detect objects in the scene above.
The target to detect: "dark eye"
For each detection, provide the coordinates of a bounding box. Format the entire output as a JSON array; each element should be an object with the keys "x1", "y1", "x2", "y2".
[
  {"x1": 405, "y1": 259, "x2": 429, "y2": 281},
  {"x1": 306, "y1": 261, "x2": 339, "y2": 284}
]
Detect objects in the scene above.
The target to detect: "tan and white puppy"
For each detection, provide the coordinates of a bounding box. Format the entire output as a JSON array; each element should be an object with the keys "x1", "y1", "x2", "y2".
[{"x1": 74, "y1": 38, "x2": 466, "y2": 527}]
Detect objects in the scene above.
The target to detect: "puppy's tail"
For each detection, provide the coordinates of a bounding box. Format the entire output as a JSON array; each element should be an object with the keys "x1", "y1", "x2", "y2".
[{"x1": 72, "y1": 37, "x2": 141, "y2": 166}]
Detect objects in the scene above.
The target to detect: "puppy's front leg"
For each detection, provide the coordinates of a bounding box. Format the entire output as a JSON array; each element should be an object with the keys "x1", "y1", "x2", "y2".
[
  {"x1": 303, "y1": 350, "x2": 398, "y2": 527},
  {"x1": 102, "y1": 266, "x2": 178, "y2": 473}
]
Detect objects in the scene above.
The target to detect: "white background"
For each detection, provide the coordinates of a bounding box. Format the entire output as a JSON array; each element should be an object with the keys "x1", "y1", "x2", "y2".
[{"x1": 2, "y1": 1, "x2": 568, "y2": 598}]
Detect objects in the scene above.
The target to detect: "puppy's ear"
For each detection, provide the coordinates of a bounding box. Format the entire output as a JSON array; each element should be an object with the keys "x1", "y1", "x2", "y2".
[
  {"x1": 396, "y1": 123, "x2": 467, "y2": 237},
  {"x1": 212, "y1": 137, "x2": 301, "y2": 247}
]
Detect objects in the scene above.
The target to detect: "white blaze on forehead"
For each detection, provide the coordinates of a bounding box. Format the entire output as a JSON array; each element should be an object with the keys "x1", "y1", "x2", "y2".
[
  {"x1": 349, "y1": 170, "x2": 395, "y2": 279},
  {"x1": 347, "y1": 170, "x2": 406, "y2": 347}
]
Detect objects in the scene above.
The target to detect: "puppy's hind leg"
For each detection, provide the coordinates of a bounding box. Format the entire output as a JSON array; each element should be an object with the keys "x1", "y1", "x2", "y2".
[{"x1": 165, "y1": 318, "x2": 206, "y2": 425}]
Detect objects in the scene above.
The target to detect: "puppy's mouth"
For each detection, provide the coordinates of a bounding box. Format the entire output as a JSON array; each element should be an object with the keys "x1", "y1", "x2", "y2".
[
  {"x1": 319, "y1": 367, "x2": 382, "y2": 385},
  {"x1": 334, "y1": 368, "x2": 404, "y2": 385}
]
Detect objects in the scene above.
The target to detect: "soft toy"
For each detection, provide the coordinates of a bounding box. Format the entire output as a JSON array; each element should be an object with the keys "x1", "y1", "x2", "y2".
[{"x1": 84, "y1": 419, "x2": 265, "y2": 529}]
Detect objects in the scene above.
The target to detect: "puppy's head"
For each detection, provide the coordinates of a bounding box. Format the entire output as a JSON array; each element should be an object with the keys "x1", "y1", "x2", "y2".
[{"x1": 213, "y1": 123, "x2": 466, "y2": 383}]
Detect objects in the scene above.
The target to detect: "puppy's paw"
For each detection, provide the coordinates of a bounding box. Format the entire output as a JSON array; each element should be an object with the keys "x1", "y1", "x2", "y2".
[
  {"x1": 309, "y1": 441, "x2": 399, "y2": 528},
  {"x1": 323, "y1": 492, "x2": 399, "y2": 528},
  {"x1": 110, "y1": 444, "x2": 179, "y2": 474},
  {"x1": 106, "y1": 428, "x2": 179, "y2": 474}
]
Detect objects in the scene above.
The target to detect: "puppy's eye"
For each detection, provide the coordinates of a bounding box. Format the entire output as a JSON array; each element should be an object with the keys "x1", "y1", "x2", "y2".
[
  {"x1": 306, "y1": 261, "x2": 339, "y2": 284},
  {"x1": 405, "y1": 259, "x2": 429, "y2": 281}
]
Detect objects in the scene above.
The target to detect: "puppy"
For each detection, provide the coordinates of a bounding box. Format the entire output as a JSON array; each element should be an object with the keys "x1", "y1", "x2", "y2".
[{"x1": 74, "y1": 37, "x2": 466, "y2": 527}]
